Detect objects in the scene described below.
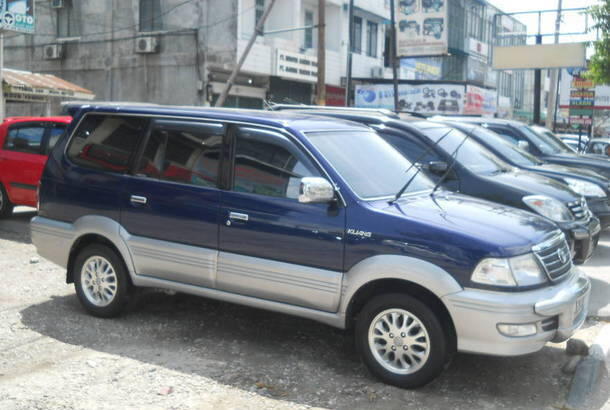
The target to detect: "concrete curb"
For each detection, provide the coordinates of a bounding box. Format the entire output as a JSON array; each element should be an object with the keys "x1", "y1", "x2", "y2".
[{"x1": 565, "y1": 324, "x2": 610, "y2": 409}]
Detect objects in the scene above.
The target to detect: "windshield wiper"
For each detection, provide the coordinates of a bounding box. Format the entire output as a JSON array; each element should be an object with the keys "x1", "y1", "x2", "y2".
[
  {"x1": 390, "y1": 129, "x2": 454, "y2": 204},
  {"x1": 431, "y1": 133, "x2": 470, "y2": 195}
]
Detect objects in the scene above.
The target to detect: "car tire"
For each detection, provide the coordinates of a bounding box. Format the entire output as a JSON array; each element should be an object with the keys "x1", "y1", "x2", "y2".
[
  {"x1": 73, "y1": 244, "x2": 132, "y2": 318},
  {"x1": 0, "y1": 183, "x2": 14, "y2": 218},
  {"x1": 355, "y1": 293, "x2": 448, "y2": 388}
]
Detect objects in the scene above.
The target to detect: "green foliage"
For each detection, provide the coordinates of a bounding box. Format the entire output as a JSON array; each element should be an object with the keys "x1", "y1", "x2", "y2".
[{"x1": 587, "y1": 1, "x2": 610, "y2": 84}]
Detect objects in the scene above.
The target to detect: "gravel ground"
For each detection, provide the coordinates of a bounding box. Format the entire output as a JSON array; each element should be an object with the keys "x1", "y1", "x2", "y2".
[{"x1": 0, "y1": 208, "x2": 608, "y2": 410}]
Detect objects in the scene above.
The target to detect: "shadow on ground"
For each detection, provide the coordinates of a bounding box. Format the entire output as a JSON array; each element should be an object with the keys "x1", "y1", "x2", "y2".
[
  {"x1": 19, "y1": 290, "x2": 576, "y2": 409},
  {"x1": 0, "y1": 209, "x2": 36, "y2": 244}
]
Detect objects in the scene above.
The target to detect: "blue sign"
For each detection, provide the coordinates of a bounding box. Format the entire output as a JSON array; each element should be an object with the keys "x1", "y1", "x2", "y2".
[{"x1": 400, "y1": 57, "x2": 442, "y2": 80}]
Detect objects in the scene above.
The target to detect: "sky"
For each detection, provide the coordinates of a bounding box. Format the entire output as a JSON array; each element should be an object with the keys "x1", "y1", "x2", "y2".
[{"x1": 486, "y1": 0, "x2": 601, "y2": 47}]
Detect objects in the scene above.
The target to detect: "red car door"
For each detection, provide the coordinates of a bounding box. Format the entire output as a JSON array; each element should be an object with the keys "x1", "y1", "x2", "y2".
[{"x1": 0, "y1": 122, "x2": 48, "y2": 207}]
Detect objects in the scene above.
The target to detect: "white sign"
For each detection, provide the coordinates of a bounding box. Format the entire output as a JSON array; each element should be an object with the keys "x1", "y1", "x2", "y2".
[
  {"x1": 395, "y1": 0, "x2": 448, "y2": 57},
  {"x1": 468, "y1": 38, "x2": 488, "y2": 62},
  {"x1": 275, "y1": 49, "x2": 317, "y2": 83},
  {"x1": 355, "y1": 83, "x2": 464, "y2": 115},
  {"x1": 493, "y1": 43, "x2": 587, "y2": 70}
]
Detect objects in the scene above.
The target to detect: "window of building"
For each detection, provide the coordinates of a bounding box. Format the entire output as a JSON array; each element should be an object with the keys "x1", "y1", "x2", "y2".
[
  {"x1": 233, "y1": 127, "x2": 321, "y2": 199},
  {"x1": 5, "y1": 126, "x2": 45, "y2": 155},
  {"x1": 366, "y1": 21, "x2": 378, "y2": 57},
  {"x1": 304, "y1": 10, "x2": 314, "y2": 49},
  {"x1": 255, "y1": 0, "x2": 265, "y2": 31},
  {"x1": 136, "y1": 121, "x2": 223, "y2": 188},
  {"x1": 67, "y1": 115, "x2": 149, "y2": 173},
  {"x1": 140, "y1": 0, "x2": 163, "y2": 32},
  {"x1": 351, "y1": 16, "x2": 362, "y2": 53},
  {"x1": 57, "y1": 0, "x2": 79, "y2": 39}
]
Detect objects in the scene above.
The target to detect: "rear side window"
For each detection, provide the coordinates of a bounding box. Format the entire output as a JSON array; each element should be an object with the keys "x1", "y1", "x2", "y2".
[
  {"x1": 5, "y1": 126, "x2": 45, "y2": 154},
  {"x1": 136, "y1": 120, "x2": 224, "y2": 188},
  {"x1": 67, "y1": 115, "x2": 148, "y2": 172}
]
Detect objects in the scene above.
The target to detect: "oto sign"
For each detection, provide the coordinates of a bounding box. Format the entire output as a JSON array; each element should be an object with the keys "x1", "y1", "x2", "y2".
[{"x1": 0, "y1": 0, "x2": 35, "y2": 33}]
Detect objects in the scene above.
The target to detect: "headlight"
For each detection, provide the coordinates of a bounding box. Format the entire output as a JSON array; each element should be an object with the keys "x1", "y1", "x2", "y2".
[
  {"x1": 472, "y1": 253, "x2": 547, "y2": 287},
  {"x1": 523, "y1": 195, "x2": 573, "y2": 222},
  {"x1": 563, "y1": 178, "x2": 606, "y2": 198}
]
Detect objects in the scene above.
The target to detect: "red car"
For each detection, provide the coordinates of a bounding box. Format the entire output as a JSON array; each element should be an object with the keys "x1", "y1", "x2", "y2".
[{"x1": 0, "y1": 116, "x2": 72, "y2": 217}]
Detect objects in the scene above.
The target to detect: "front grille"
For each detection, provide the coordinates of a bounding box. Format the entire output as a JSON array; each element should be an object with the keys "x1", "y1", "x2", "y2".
[
  {"x1": 567, "y1": 197, "x2": 591, "y2": 221},
  {"x1": 532, "y1": 232, "x2": 572, "y2": 281}
]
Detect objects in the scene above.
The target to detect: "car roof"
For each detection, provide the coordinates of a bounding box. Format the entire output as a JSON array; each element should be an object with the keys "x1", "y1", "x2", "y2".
[
  {"x1": 589, "y1": 138, "x2": 610, "y2": 143},
  {"x1": 63, "y1": 102, "x2": 370, "y2": 133},
  {"x1": 431, "y1": 115, "x2": 525, "y2": 126}
]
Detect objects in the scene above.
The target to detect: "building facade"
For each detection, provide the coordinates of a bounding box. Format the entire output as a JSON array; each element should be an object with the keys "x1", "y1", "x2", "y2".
[{"x1": 4, "y1": 0, "x2": 394, "y2": 114}]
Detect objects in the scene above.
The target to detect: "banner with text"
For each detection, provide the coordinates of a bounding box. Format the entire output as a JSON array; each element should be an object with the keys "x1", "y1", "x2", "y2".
[
  {"x1": 395, "y1": 0, "x2": 448, "y2": 57},
  {"x1": 464, "y1": 85, "x2": 497, "y2": 117}
]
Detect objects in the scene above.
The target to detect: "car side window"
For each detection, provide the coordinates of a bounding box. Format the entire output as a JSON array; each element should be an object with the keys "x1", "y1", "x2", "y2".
[
  {"x1": 487, "y1": 126, "x2": 521, "y2": 144},
  {"x1": 135, "y1": 121, "x2": 223, "y2": 188},
  {"x1": 5, "y1": 126, "x2": 45, "y2": 154},
  {"x1": 233, "y1": 127, "x2": 321, "y2": 199},
  {"x1": 380, "y1": 131, "x2": 441, "y2": 164},
  {"x1": 67, "y1": 115, "x2": 149, "y2": 172}
]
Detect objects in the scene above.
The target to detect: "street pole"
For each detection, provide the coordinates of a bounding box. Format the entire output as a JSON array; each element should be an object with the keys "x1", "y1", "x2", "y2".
[
  {"x1": 215, "y1": 0, "x2": 277, "y2": 107},
  {"x1": 345, "y1": 0, "x2": 354, "y2": 107},
  {"x1": 546, "y1": 0, "x2": 562, "y2": 130},
  {"x1": 390, "y1": 0, "x2": 399, "y2": 113},
  {"x1": 0, "y1": 31, "x2": 4, "y2": 121},
  {"x1": 316, "y1": 0, "x2": 326, "y2": 105},
  {"x1": 533, "y1": 12, "x2": 542, "y2": 124}
]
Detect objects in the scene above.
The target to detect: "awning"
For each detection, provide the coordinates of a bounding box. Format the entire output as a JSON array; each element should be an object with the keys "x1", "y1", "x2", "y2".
[{"x1": 2, "y1": 68, "x2": 95, "y2": 103}]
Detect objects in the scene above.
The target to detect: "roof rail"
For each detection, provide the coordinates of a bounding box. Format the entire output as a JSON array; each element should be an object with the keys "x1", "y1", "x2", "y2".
[{"x1": 268, "y1": 103, "x2": 400, "y2": 118}]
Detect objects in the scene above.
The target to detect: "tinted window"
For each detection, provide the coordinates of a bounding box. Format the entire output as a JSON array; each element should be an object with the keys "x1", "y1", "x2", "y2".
[
  {"x1": 5, "y1": 126, "x2": 45, "y2": 154},
  {"x1": 423, "y1": 127, "x2": 511, "y2": 175},
  {"x1": 136, "y1": 121, "x2": 223, "y2": 188},
  {"x1": 486, "y1": 125, "x2": 522, "y2": 145},
  {"x1": 47, "y1": 124, "x2": 67, "y2": 152},
  {"x1": 519, "y1": 125, "x2": 572, "y2": 155},
  {"x1": 381, "y1": 131, "x2": 442, "y2": 164},
  {"x1": 470, "y1": 126, "x2": 542, "y2": 166},
  {"x1": 67, "y1": 115, "x2": 148, "y2": 172},
  {"x1": 308, "y1": 130, "x2": 434, "y2": 199},
  {"x1": 233, "y1": 127, "x2": 321, "y2": 199}
]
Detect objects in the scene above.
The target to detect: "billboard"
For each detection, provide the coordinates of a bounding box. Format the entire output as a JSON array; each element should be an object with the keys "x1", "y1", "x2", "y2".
[
  {"x1": 0, "y1": 0, "x2": 35, "y2": 33},
  {"x1": 400, "y1": 57, "x2": 442, "y2": 80},
  {"x1": 355, "y1": 83, "x2": 464, "y2": 115},
  {"x1": 395, "y1": 0, "x2": 448, "y2": 57},
  {"x1": 464, "y1": 85, "x2": 497, "y2": 117},
  {"x1": 492, "y1": 43, "x2": 586, "y2": 70}
]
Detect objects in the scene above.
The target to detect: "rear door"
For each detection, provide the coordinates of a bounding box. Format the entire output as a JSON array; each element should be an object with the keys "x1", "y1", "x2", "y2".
[
  {"x1": 0, "y1": 122, "x2": 47, "y2": 206},
  {"x1": 120, "y1": 119, "x2": 224, "y2": 288},
  {"x1": 217, "y1": 125, "x2": 345, "y2": 312}
]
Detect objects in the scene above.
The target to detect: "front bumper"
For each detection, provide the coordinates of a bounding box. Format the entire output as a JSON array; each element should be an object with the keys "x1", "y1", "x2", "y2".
[
  {"x1": 587, "y1": 197, "x2": 610, "y2": 230},
  {"x1": 559, "y1": 217, "x2": 601, "y2": 264},
  {"x1": 443, "y1": 269, "x2": 590, "y2": 356}
]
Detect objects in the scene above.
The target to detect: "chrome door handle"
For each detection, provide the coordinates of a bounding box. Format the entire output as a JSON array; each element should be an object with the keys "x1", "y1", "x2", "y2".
[
  {"x1": 228, "y1": 212, "x2": 249, "y2": 222},
  {"x1": 130, "y1": 195, "x2": 147, "y2": 205}
]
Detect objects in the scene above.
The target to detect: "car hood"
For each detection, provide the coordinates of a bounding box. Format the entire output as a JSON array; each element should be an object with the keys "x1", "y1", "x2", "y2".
[
  {"x1": 536, "y1": 163, "x2": 609, "y2": 185},
  {"x1": 483, "y1": 169, "x2": 579, "y2": 203},
  {"x1": 369, "y1": 191, "x2": 559, "y2": 257},
  {"x1": 545, "y1": 153, "x2": 610, "y2": 178}
]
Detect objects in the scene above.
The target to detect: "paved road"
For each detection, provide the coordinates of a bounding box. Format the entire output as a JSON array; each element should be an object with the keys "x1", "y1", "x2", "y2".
[{"x1": 0, "y1": 208, "x2": 608, "y2": 409}]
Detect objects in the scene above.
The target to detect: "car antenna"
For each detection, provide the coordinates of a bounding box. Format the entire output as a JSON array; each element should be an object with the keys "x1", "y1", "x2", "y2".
[
  {"x1": 430, "y1": 133, "x2": 470, "y2": 196},
  {"x1": 389, "y1": 128, "x2": 454, "y2": 204}
]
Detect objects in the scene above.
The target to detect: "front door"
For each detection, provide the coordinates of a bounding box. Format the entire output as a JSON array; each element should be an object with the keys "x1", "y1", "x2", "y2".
[
  {"x1": 217, "y1": 125, "x2": 345, "y2": 312},
  {"x1": 121, "y1": 119, "x2": 224, "y2": 288}
]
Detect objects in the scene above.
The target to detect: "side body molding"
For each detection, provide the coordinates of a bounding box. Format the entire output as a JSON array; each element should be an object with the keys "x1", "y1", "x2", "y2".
[{"x1": 338, "y1": 255, "x2": 464, "y2": 320}]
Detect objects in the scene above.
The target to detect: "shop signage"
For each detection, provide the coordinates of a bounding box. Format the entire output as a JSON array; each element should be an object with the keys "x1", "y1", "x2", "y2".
[
  {"x1": 395, "y1": 0, "x2": 448, "y2": 57},
  {"x1": 569, "y1": 76, "x2": 594, "y2": 127},
  {"x1": 0, "y1": 0, "x2": 35, "y2": 33},
  {"x1": 400, "y1": 57, "x2": 442, "y2": 80},
  {"x1": 468, "y1": 38, "x2": 488, "y2": 62},
  {"x1": 464, "y1": 85, "x2": 497, "y2": 116},
  {"x1": 275, "y1": 49, "x2": 317, "y2": 83}
]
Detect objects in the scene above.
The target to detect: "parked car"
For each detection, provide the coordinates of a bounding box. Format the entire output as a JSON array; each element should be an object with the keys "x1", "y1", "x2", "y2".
[
  {"x1": 531, "y1": 126, "x2": 589, "y2": 153},
  {"x1": 434, "y1": 121, "x2": 610, "y2": 230},
  {"x1": 585, "y1": 138, "x2": 610, "y2": 158},
  {"x1": 32, "y1": 103, "x2": 590, "y2": 388},
  {"x1": 437, "y1": 117, "x2": 610, "y2": 179},
  {"x1": 0, "y1": 116, "x2": 71, "y2": 217},
  {"x1": 270, "y1": 107, "x2": 600, "y2": 264}
]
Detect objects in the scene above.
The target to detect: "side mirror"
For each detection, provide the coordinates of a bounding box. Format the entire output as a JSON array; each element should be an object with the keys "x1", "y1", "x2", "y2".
[
  {"x1": 428, "y1": 161, "x2": 449, "y2": 175},
  {"x1": 517, "y1": 140, "x2": 530, "y2": 151},
  {"x1": 299, "y1": 177, "x2": 335, "y2": 203}
]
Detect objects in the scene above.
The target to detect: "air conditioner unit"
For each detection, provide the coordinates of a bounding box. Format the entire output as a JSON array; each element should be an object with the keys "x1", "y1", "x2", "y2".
[
  {"x1": 43, "y1": 44, "x2": 64, "y2": 60},
  {"x1": 135, "y1": 36, "x2": 160, "y2": 54},
  {"x1": 371, "y1": 66, "x2": 384, "y2": 78},
  {"x1": 51, "y1": 0, "x2": 65, "y2": 9}
]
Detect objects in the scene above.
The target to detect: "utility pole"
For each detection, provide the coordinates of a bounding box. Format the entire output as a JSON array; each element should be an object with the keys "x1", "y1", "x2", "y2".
[
  {"x1": 390, "y1": 0, "x2": 399, "y2": 113},
  {"x1": 215, "y1": 0, "x2": 277, "y2": 107},
  {"x1": 345, "y1": 0, "x2": 354, "y2": 106},
  {"x1": 545, "y1": 0, "x2": 562, "y2": 130},
  {"x1": 533, "y1": 13, "x2": 542, "y2": 124},
  {"x1": 316, "y1": 0, "x2": 326, "y2": 105}
]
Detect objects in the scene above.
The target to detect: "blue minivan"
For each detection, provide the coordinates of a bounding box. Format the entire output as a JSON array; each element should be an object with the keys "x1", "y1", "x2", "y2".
[{"x1": 31, "y1": 104, "x2": 590, "y2": 388}]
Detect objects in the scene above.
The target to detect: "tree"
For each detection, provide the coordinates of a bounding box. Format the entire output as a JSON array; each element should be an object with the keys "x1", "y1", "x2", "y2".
[{"x1": 587, "y1": 1, "x2": 610, "y2": 84}]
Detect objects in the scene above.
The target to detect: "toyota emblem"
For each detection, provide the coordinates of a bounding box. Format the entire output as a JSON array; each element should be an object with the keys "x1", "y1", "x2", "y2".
[{"x1": 558, "y1": 248, "x2": 569, "y2": 264}]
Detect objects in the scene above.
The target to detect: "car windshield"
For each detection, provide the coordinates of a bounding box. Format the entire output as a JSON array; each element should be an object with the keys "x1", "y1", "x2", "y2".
[
  {"x1": 469, "y1": 126, "x2": 543, "y2": 167},
  {"x1": 520, "y1": 125, "x2": 573, "y2": 155},
  {"x1": 422, "y1": 126, "x2": 512, "y2": 175},
  {"x1": 307, "y1": 130, "x2": 434, "y2": 199}
]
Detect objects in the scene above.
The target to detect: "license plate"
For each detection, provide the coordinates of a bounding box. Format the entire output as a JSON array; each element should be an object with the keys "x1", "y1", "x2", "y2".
[{"x1": 573, "y1": 296, "x2": 585, "y2": 319}]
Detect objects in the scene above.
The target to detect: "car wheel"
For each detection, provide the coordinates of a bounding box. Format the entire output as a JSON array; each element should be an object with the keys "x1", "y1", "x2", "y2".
[
  {"x1": 355, "y1": 293, "x2": 448, "y2": 388},
  {"x1": 0, "y1": 183, "x2": 14, "y2": 218},
  {"x1": 74, "y1": 244, "x2": 132, "y2": 318}
]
